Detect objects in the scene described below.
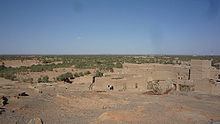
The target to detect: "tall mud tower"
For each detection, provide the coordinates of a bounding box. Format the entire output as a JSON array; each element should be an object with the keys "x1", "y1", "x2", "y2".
[{"x1": 190, "y1": 60, "x2": 211, "y2": 80}]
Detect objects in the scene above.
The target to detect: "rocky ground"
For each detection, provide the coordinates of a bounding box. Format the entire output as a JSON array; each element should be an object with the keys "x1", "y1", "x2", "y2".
[{"x1": 1, "y1": 78, "x2": 220, "y2": 124}]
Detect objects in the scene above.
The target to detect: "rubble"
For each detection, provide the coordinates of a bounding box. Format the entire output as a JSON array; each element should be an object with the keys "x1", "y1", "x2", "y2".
[{"x1": 28, "y1": 117, "x2": 43, "y2": 124}]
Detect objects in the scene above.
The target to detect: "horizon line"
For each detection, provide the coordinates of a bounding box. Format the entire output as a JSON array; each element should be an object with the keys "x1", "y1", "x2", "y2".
[{"x1": 0, "y1": 54, "x2": 219, "y2": 56}]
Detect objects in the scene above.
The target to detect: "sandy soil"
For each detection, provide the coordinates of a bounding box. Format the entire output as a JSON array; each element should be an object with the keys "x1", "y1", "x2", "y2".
[{"x1": 1, "y1": 60, "x2": 41, "y2": 67}]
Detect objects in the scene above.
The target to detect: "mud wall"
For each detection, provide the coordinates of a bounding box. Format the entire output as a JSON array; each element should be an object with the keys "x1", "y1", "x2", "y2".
[{"x1": 191, "y1": 60, "x2": 211, "y2": 80}]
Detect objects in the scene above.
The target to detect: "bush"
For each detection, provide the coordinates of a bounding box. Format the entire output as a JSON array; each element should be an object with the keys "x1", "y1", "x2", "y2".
[
  {"x1": 42, "y1": 59, "x2": 54, "y2": 64},
  {"x1": 23, "y1": 78, "x2": 33, "y2": 83},
  {"x1": 95, "y1": 71, "x2": 103, "y2": 77},
  {"x1": 4, "y1": 73, "x2": 16, "y2": 81},
  {"x1": 79, "y1": 72, "x2": 84, "y2": 76},
  {"x1": 179, "y1": 84, "x2": 194, "y2": 92},
  {"x1": 0, "y1": 66, "x2": 17, "y2": 80},
  {"x1": 38, "y1": 75, "x2": 49, "y2": 83},
  {"x1": 74, "y1": 72, "x2": 80, "y2": 77},
  {"x1": 42, "y1": 75, "x2": 49, "y2": 83},
  {"x1": 115, "y1": 62, "x2": 123, "y2": 68},
  {"x1": 65, "y1": 72, "x2": 73, "y2": 78},
  {"x1": 109, "y1": 68, "x2": 114, "y2": 72},
  {"x1": 84, "y1": 71, "x2": 91, "y2": 75},
  {"x1": 0, "y1": 65, "x2": 6, "y2": 71},
  {"x1": 38, "y1": 77, "x2": 42, "y2": 83}
]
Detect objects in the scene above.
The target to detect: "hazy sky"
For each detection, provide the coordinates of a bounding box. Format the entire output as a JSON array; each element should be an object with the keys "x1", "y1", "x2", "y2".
[{"x1": 0, "y1": 0, "x2": 220, "y2": 55}]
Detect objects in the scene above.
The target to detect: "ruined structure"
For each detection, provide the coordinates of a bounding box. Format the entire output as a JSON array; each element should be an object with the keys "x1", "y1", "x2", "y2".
[
  {"x1": 92, "y1": 60, "x2": 220, "y2": 95},
  {"x1": 190, "y1": 60, "x2": 220, "y2": 95}
]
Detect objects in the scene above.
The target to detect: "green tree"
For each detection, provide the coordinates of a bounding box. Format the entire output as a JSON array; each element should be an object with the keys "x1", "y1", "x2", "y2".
[
  {"x1": 95, "y1": 71, "x2": 103, "y2": 77},
  {"x1": 57, "y1": 72, "x2": 73, "y2": 81}
]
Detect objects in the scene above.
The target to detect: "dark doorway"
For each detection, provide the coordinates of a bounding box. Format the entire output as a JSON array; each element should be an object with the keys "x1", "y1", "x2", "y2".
[
  {"x1": 173, "y1": 84, "x2": 177, "y2": 90},
  {"x1": 92, "y1": 76, "x2": 96, "y2": 83},
  {"x1": 188, "y1": 69, "x2": 191, "y2": 80}
]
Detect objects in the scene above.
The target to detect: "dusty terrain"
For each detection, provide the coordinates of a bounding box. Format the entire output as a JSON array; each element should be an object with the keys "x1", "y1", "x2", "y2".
[
  {"x1": 1, "y1": 57, "x2": 220, "y2": 124},
  {"x1": 1, "y1": 77, "x2": 220, "y2": 124},
  {"x1": 0, "y1": 60, "x2": 41, "y2": 67}
]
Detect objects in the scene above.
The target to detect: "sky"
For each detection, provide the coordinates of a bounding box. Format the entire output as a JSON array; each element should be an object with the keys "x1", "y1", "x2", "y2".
[{"x1": 0, "y1": 0, "x2": 220, "y2": 55}]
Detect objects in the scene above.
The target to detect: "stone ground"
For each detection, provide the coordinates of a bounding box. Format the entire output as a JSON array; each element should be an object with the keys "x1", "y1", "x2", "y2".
[{"x1": 0, "y1": 78, "x2": 220, "y2": 124}]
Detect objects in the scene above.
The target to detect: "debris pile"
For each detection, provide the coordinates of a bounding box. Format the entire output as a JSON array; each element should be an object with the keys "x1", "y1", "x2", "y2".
[
  {"x1": 146, "y1": 81, "x2": 162, "y2": 95},
  {"x1": 28, "y1": 117, "x2": 43, "y2": 124}
]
